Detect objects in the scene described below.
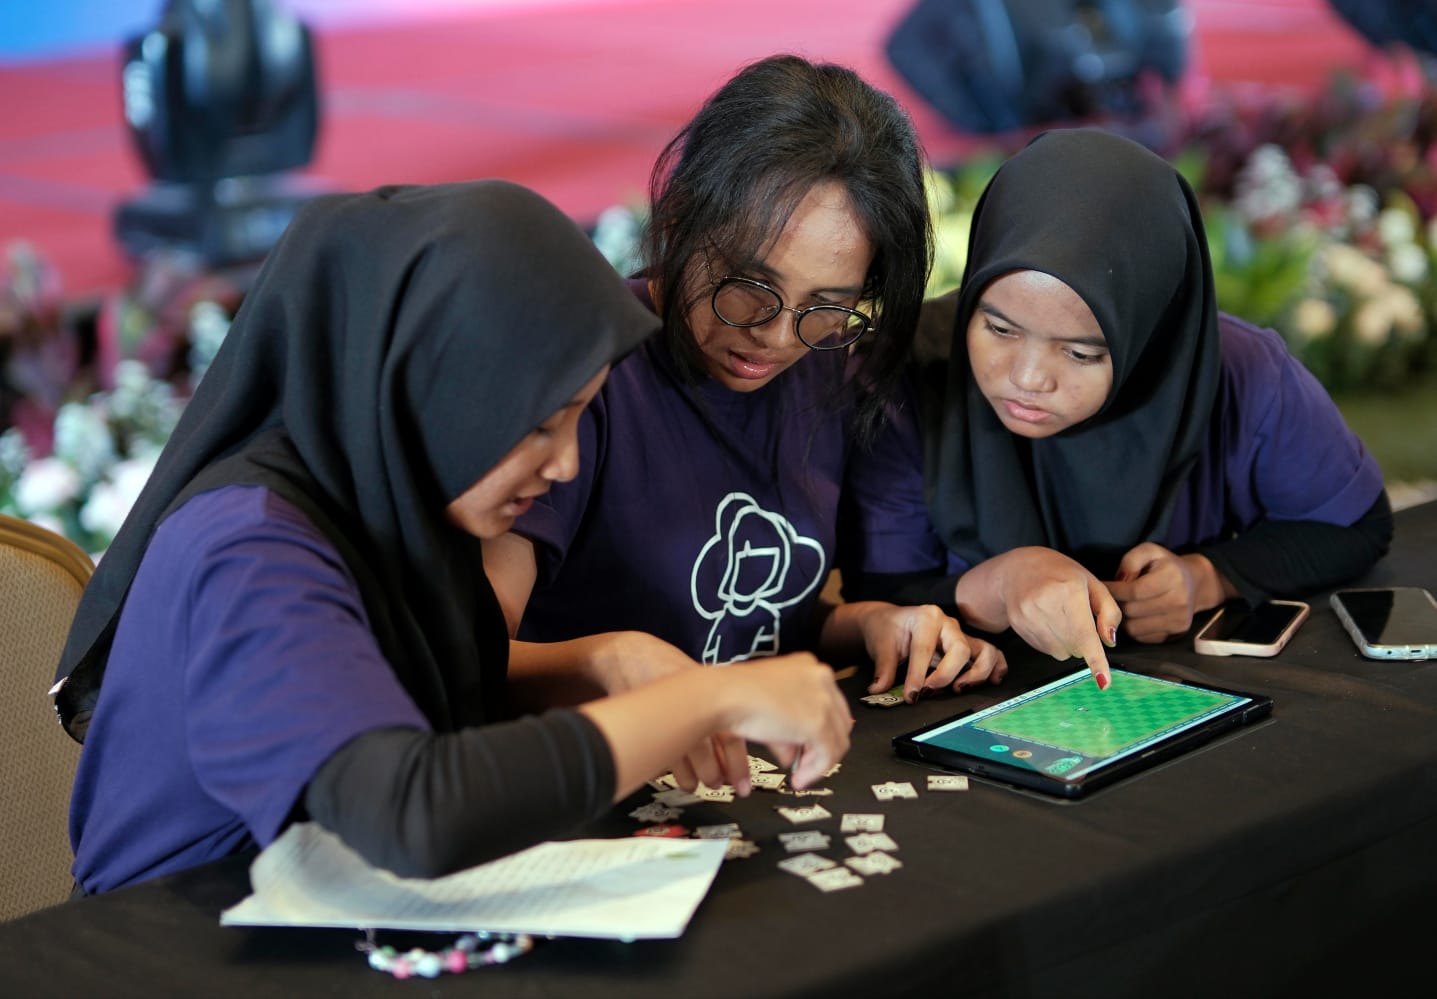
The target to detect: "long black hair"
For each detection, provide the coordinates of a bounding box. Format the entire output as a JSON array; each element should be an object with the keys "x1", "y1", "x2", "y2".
[{"x1": 641, "y1": 54, "x2": 933, "y2": 447}]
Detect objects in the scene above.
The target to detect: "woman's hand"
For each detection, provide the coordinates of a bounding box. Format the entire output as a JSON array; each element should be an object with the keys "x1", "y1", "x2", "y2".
[
  {"x1": 959, "y1": 547, "x2": 1119, "y2": 689},
  {"x1": 709, "y1": 654, "x2": 854, "y2": 791},
  {"x1": 584, "y1": 651, "x2": 853, "y2": 798},
  {"x1": 585, "y1": 630, "x2": 704, "y2": 695},
  {"x1": 583, "y1": 632, "x2": 752, "y2": 793},
  {"x1": 581, "y1": 635, "x2": 850, "y2": 794},
  {"x1": 1106, "y1": 544, "x2": 1232, "y2": 642},
  {"x1": 846, "y1": 602, "x2": 1007, "y2": 702}
]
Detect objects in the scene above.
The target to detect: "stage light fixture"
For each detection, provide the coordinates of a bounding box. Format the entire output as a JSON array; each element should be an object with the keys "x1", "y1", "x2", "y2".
[
  {"x1": 886, "y1": 0, "x2": 1191, "y2": 134},
  {"x1": 1325, "y1": 0, "x2": 1437, "y2": 61},
  {"x1": 114, "y1": 0, "x2": 323, "y2": 268}
]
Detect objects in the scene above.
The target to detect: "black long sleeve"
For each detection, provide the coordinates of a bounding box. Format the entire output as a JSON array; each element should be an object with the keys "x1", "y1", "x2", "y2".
[
  {"x1": 845, "y1": 492, "x2": 1395, "y2": 613},
  {"x1": 1197, "y1": 490, "x2": 1394, "y2": 607},
  {"x1": 303, "y1": 709, "x2": 615, "y2": 879}
]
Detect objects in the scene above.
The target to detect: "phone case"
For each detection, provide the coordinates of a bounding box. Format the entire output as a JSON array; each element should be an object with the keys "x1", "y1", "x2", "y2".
[
  {"x1": 1330, "y1": 587, "x2": 1437, "y2": 661},
  {"x1": 1193, "y1": 600, "x2": 1310, "y2": 658}
]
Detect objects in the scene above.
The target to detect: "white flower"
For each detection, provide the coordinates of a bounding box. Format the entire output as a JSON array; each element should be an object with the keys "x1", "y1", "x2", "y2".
[
  {"x1": 188, "y1": 300, "x2": 231, "y2": 386},
  {"x1": 590, "y1": 205, "x2": 643, "y2": 276},
  {"x1": 105, "y1": 360, "x2": 182, "y2": 443},
  {"x1": 52, "y1": 401, "x2": 117, "y2": 485},
  {"x1": 1321, "y1": 243, "x2": 1389, "y2": 298},
  {"x1": 14, "y1": 457, "x2": 82, "y2": 515},
  {"x1": 1234, "y1": 145, "x2": 1301, "y2": 222},
  {"x1": 1245, "y1": 144, "x2": 1293, "y2": 183},
  {"x1": 1383, "y1": 285, "x2": 1425, "y2": 338},
  {"x1": 107, "y1": 360, "x2": 152, "y2": 419},
  {"x1": 1388, "y1": 242, "x2": 1429, "y2": 284},
  {"x1": 26, "y1": 512, "x2": 68, "y2": 538},
  {"x1": 1377, "y1": 208, "x2": 1416, "y2": 248},
  {"x1": 1352, "y1": 299, "x2": 1393, "y2": 347},
  {"x1": 127, "y1": 437, "x2": 166, "y2": 466},
  {"x1": 1304, "y1": 163, "x2": 1342, "y2": 205},
  {"x1": 78, "y1": 455, "x2": 157, "y2": 544},
  {"x1": 1290, "y1": 297, "x2": 1337, "y2": 341},
  {"x1": 0, "y1": 427, "x2": 30, "y2": 481},
  {"x1": 1345, "y1": 185, "x2": 1380, "y2": 228}
]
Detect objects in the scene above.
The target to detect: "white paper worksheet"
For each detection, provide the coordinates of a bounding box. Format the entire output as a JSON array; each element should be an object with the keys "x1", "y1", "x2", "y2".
[{"x1": 220, "y1": 822, "x2": 727, "y2": 940}]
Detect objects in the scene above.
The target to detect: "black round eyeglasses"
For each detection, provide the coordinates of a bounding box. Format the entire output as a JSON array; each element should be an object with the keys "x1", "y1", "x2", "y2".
[{"x1": 709, "y1": 275, "x2": 874, "y2": 350}]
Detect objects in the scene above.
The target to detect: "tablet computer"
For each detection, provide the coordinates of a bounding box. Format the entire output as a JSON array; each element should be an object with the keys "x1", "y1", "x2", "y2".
[{"x1": 892, "y1": 667, "x2": 1273, "y2": 800}]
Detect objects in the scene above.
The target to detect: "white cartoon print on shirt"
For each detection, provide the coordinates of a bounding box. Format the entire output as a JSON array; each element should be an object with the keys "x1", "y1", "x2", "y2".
[{"x1": 691, "y1": 492, "x2": 826, "y2": 664}]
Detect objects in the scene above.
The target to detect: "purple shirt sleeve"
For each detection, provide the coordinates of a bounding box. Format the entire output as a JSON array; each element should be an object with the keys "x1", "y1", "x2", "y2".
[
  {"x1": 179, "y1": 491, "x2": 430, "y2": 844},
  {"x1": 839, "y1": 375, "x2": 962, "y2": 577},
  {"x1": 70, "y1": 486, "x2": 427, "y2": 892},
  {"x1": 1166, "y1": 315, "x2": 1386, "y2": 544}
]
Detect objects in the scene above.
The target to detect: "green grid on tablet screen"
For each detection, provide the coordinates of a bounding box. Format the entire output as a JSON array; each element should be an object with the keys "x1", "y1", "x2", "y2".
[{"x1": 977, "y1": 676, "x2": 1234, "y2": 757}]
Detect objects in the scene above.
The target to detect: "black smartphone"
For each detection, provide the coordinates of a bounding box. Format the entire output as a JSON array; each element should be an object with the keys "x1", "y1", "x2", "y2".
[
  {"x1": 1330, "y1": 587, "x2": 1437, "y2": 661},
  {"x1": 1193, "y1": 600, "x2": 1309, "y2": 657}
]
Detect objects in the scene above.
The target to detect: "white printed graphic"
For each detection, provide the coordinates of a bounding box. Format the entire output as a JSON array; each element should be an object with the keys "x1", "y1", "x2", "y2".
[{"x1": 691, "y1": 492, "x2": 825, "y2": 664}]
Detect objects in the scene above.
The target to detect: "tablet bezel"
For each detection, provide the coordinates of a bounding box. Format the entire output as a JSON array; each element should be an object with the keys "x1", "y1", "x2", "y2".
[{"x1": 892, "y1": 666, "x2": 1273, "y2": 800}]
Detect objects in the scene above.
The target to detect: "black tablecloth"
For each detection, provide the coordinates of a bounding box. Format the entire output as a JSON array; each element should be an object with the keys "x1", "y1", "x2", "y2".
[{"x1": 5, "y1": 502, "x2": 1436, "y2": 999}]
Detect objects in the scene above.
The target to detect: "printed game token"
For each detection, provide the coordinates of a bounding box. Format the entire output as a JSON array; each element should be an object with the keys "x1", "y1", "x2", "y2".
[
  {"x1": 927, "y1": 774, "x2": 969, "y2": 792},
  {"x1": 840, "y1": 813, "x2": 885, "y2": 833},
  {"x1": 778, "y1": 853, "x2": 836, "y2": 877},
  {"x1": 805, "y1": 866, "x2": 864, "y2": 892},
  {"x1": 871, "y1": 781, "x2": 918, "y2": 801},
  {"x1": 846, "y1": 832, "x2": 899, "y2": 855},
  {"x1": 629, "y1": 802, "x2": 682, "y2": 823},
  {"x1": 693, "y1": 823, "x2": 742, "y2": 840},
  {"x1": 775, "y1": 803, "x2": 833, "y2": 825},
  {"x1": 632, "y1": 823, "x2": 689, "y2": 838},
  {"x1": 724, "y1": 839, "x2": 760, "y2": 860},
  {"x1": 778, "y1": 830, "x2": 831, "y2": 852},
  {"x1": 860, "y1": 685, "x2": 905, "y2": 708},
  {"x1": 692, "y1": 783, "x2": 736, "y2": 803},
  {"x1": 845, "y1": 852, "x2": 902, "y2": 876}
]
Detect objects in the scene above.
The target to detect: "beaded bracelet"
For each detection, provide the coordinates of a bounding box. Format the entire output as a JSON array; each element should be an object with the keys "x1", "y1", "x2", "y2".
[{"x1": 356, "y1": 928, "x2": 535, "y2": 979}]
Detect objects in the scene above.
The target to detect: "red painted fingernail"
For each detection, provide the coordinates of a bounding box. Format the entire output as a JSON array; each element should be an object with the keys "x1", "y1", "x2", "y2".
[{"x1": 1097, "y1": 673, "x2": 1110, "y2": 691}]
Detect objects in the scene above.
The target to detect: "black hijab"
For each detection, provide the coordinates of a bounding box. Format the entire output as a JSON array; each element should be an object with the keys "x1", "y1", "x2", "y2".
[
  {"x1": 55, "y1": 180, "x2": 659, "y2": 742},
  {"x1": 922, "y1": 128, "x2": 1221, "y2": 577}
]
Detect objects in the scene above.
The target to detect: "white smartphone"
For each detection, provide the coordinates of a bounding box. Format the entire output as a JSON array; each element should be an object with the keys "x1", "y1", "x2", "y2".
[
  {"x1": 1193, "y1": 600, "x2": 1310, "y2": 657},
  {"x1": 1330, "y1": 586, "x2": 1437, "y2": 661}
]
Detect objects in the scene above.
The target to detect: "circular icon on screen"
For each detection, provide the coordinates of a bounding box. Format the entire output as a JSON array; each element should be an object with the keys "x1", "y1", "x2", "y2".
[
  {"x1": 989, "y1": 744, "x2": 1010, "y2": 753},
  {"x1": 1013, "y1": 750, "x2": 1033, "y2": 759}
]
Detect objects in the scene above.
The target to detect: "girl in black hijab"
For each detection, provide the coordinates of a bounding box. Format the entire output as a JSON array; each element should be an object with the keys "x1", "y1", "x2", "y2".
[
  {"x1": 56, "y1": 180, "x2": 852, "y2": 893},
  {"x1": 843, "y1": 128, "x2": 1390, "y2": 684}
]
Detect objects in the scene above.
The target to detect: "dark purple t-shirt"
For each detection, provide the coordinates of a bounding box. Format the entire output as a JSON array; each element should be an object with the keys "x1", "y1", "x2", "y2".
[
  {"x1": 514, "y1": 334, "x2": 851, "y2": 664},
  {"x1": 843, "y1": 314, "x2": 1385, "y2": 578},
  {"x1": 69, "y1": 486, "x2": 431, "y2": 893}
]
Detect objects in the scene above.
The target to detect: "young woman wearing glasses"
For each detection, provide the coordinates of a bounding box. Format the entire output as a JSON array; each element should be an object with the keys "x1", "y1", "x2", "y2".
[{"x1": 483, "y1": 55, "x2": 1006, "y2": 791}]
